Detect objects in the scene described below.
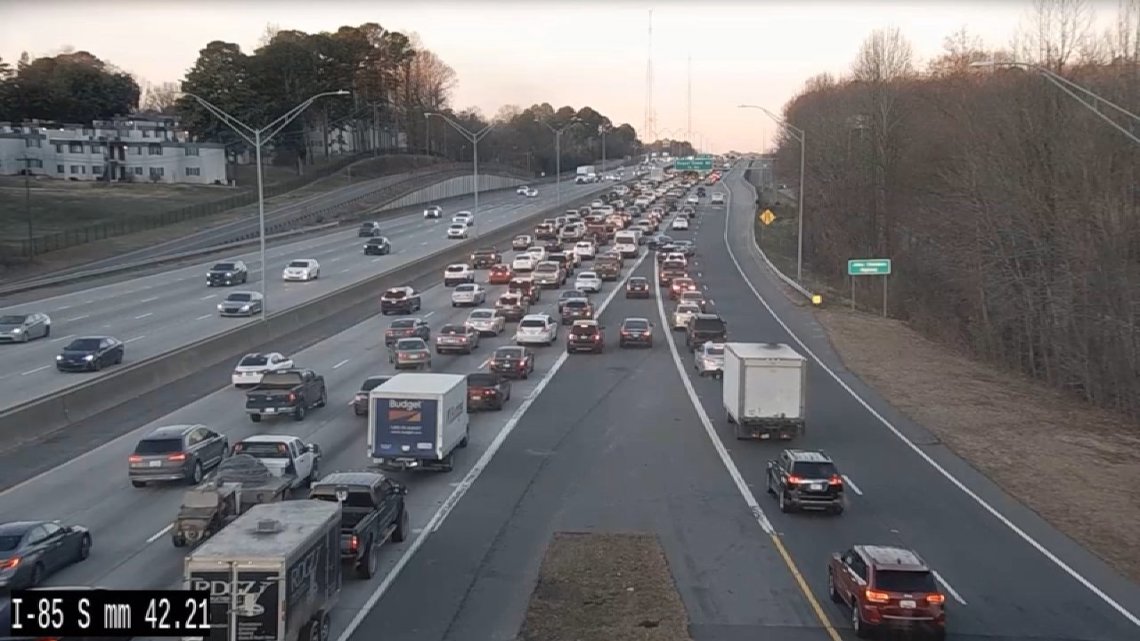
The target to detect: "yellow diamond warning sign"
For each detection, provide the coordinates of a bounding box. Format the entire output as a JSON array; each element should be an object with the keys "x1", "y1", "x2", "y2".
[{"x1": 758, "y1": 209, "x2": 776, "y2": 225}]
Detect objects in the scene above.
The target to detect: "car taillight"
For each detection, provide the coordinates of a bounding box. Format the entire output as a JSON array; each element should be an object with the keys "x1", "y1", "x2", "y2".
[
  {"x1": 128, "y1": 455, "x2": 142, "y2": 463},
  {"x1": 829, "y1": 474, "x2": 843, "y2": 486},
  {"x1": 926, "y1": 593, "x2": 946, "y2": 605},
  {"x1": 593, "y1": 335, "x2": 601, "y2": 341},
  {"x1": 288, "y1": 392, "x2": 297, "y2": 403},
  {"x1": 786, "y1": 474, "x2": 803, "y2": 484},
  {"x1": 0, "y1": 557, "x2": 21, "y2": 570},
  {"x1": 864, "y1": 589, "x2": 891, "y2": 604},
  {"x1": 349, "y1": 535, "x2": 359, "y2": 551},
  {"x1": 168, "y1": 453, "x2": 187, "y2": 462}
]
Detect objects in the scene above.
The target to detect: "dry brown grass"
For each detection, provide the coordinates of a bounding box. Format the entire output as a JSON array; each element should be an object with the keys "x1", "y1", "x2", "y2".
[{"x1": 519, "y1": 532, "x2": 692, "y2": 641}]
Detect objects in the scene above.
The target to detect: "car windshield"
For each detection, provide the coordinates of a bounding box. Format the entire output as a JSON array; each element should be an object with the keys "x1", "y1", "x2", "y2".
[
  {"x1": 623, "y1": 320, "x2": 650, "y2": 330},
  {"x1": 456, "y1": 284, "x2": 476, "y2": 292},
  {"x1": 359, "y1": 224, "x2": 374, "y2": 229},
  {"x1": 65, "y1": 338, "x2": 101, "y2": 351},
  {"x1": 470, "y1": 310, "x2": 493, "y2": 319},
  {"x1": 0, "y1": 315, "x2": 27, "y2": 323},
  {"x1": 368, "y1": 238, "x2": 386, "y2": 244},
  {"x1": 287, "y1": 261, "x2": 309, "y2": 268},
  {"x1": 212, "y1": 263, "x2": 235, "y2": 271},
  {"x1": 384, "y1": 289, "x2": 407, "y2": 299},
  {"x1": 239, "y1": 355, "x2": 269, "y2": 367},
  {"x1": 467, "y1": 374, "x2": 499, "y2": 387},
  {"x1": 390, "y1": 319, "x2": 415, "y2": 328},
  {"x1": 874, "y1": 570, "x2": 938, "y2": 593},
  {"x1": 495, "y1": 348, "x2": 524, "y2": 359},
  {"x1": 520, "y1": 319, "x2": 546, "y2": 329},
  {"x1": 360, "y1": 377, "x2": 389, "y2": 392},
  {"x1": 227, "y1": 294, "x2": 252, "y2": 302},
  {"x1": 792, "y1": 461, "x2": 838, "y2": 478},
  {"x1": 450, "y1": 224, "x2": 465, "y2": 229},
  {"x1": 396, "y1": 339, "x2": 426, "y2": 350},
  {"x1": 134, "y1": 438, "x2": 182, "y2": 455}
]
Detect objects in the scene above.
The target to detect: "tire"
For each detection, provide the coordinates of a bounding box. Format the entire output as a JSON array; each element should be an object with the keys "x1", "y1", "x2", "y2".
[
  {"x1": 459, "y1": 431, "x2": 469, "y2": 448},
  {"x1": 355, "y1": 544, "x2": 377, "y2": 579},
  {"x1": 131, "y1": 480, "x2": 146, "y2": 488},
  {"x1": 832, "y1": 504, "x2": 845, "y2": 516},
  {"x1": 316, "y1": 389, "x2": 327, "y2": 408},
  {"x1": 293, "y1": 404, "x2": 306, "y2": 421},
  {"x1": 28, "y1": 563, "x2": 44, "y2": 588},
  {"x1": 778, "y1": 490, "x2": 792, "y2": 513},
  {"x1": 78, "y1": 533, "x2": 92, "y2": 560},
  {"x1": 319, "y1": 612, "x2": 331, "y2": 641},
  {"x1": 250, "y1": 414, "x2": 262, "y2": 423},
  {"x1": 440, "y1": 453, "x2": 455, "y2": 472},
  {"x1": 300, "y1": 620, "x2": 319, "y2": 641},
  {"x1": 188, "y1": 462, "x2": 203, "y2": 485},
  {"x1": 392, "y1": 508, "x2": 409, "y2": 543},
  {"x1": 766, "y1": 474, "x2": 775, "y2": 495},
  {"x1": 44, "y1": 325, "x2": 51, "y2": 337},
  {"x1": 827, "y1": 570, "x2": 843, "y2": 603},
  {"x1": 853, "y1": 604, "x2": 871, "y2": 638}
]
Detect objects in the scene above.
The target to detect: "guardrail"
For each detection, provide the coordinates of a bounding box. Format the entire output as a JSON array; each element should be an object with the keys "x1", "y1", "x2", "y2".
[
  {"x1": 0, "y1": 185, "x2": 619, "y2": 443},
  {"x1": 738, "y1": 163, "x2": 815, "y2": 302}
]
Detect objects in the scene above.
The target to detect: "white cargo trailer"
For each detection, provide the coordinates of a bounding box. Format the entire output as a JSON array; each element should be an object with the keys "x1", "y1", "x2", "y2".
[
  {"x1": 368, "y1": 373, "x2": 469, "y2": 472},
  {"x1": 722, "y1": 342, "x2": 807, "y2": 440}
]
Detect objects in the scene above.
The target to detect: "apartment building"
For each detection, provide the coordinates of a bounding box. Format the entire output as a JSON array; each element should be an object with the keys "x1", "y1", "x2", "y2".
[{"x1": 0, "y1": 115, "x2": 227, "y2": 185}]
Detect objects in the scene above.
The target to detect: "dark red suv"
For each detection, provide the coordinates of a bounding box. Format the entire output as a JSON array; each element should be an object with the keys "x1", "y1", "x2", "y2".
[{"x1": 827, "y1": 545, "x2": 947, "y2": 639}]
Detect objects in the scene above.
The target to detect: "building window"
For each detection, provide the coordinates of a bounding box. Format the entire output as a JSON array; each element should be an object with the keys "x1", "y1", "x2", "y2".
[
  {"x1": 132, "y1": 145, "x2": 142, "y2": 155},
  {"x1": 55, "y1": 144, "x2": 63, "y2": 153},
  {"x1": 185, "y1": 167, "x2": 201, "y2": 176},
  {"x1": 27, "y1": 159, "x2": 43, "y2": 169},
  {"x1": 24, "y1": 137, "x2": 41, "y2": 148},
  {"x1": 149, "y1": 167, "x2": 165, "y2": 178},
  {"x1": 57, "y1": 165, "x2": 65, "y2": 174},
  {"x1": 68, "y1": 142, "x2": 83, "y2": 153},
  {"x1": 142, "y1": 129, "x2": 150, "y2": 138},
  {"x1": 147, "y1": 143, "x2": 162, "y2": 155},
  {"x1": 70, "y1": 165, "x2": 80, "y2": 174},
  {"x1": 184, "y1": 146, "x2": 199, "y2": 156},
  {"x1": 133, "y1": 167, "x2": 143, "y2": 175}
]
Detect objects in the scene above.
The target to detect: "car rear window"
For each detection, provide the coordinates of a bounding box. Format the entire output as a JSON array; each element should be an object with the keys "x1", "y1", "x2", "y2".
[
  {"x1": 692, "y1": 318, "x2": 726, "y2": 331},
  {"x1": 520, "y1": 319, "x2": 546, "y2": 328},
  {"x1": 446, "y1": 266, "x2": 466, "y2": 272},
  {"x1": 455, "y1": 284, "x2": 476, "y2": 292},
  {"x1": 134, "y1": 438, "x2": 182, "y2": 455},
  {"x1": 384, "y1": 289, "x2": 408, "y2": 299},
  {"x1": 499, "y1": 296, "x2": 520, "y2": 305},
  {"x1": 874, "y1": 570, "x2": 937, "y2": 593},
  {"x1": 390, "y1": 319, "x2": 415, "y2": 328},
  {"x1": 396, "y1": 339, "x2": 425, "y2": 350},
  {"x1": 791, "y1": 461, "x2": 838, "y2": 478},
  {"x1": 360, "y1": 377, "x2": 389, "y2": 392},
  {"x1": 440, "y1": 325, "x2": 464, "y2": 335},
  {"x1": 570, "y1": 325, "x2": 597, "y2": 336},
  {"x1": 467, "y1": 374, "x2": 499, "y2": 387},
  {"x1": 233, "y1": 441, "x2": 288, "y2": 457},
  {"x1": 705, "y1": 344, "x2": 725, "y2": 355},
  {"x1": 565, "y1": 301, "x2": 588, "y2": 309},
  {"x1": 240, "y1": 355, "x2": 269, "y2": 367},
  {"x1": 495, "y1": 348, "x2": 524, "y2": 359},
  {"x1": 623, "y1": 320, "x2": 649, "y2": 330}
]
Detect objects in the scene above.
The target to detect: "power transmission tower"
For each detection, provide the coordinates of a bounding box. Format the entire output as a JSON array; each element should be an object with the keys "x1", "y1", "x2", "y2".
[
  {"x1": 643, "y1": 9, "x2": 656, "y2": 145},
  {"x1": 686, "y1": 54, "x2": 692, "y2": 146}
]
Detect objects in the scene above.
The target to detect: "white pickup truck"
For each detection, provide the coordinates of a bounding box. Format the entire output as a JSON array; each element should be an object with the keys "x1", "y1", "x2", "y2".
[{"x1": 230, "y1": 434, "x2": 322, "y2": 490}]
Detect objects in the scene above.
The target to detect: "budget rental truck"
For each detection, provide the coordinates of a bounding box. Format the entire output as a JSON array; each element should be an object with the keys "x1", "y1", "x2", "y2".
[
  {"x1": 368, "y1": 373, "x2": 469, "y2": 473},
  {"x1": 183, "y1": 500, "x2": 342, "y2": 641},
  {"x1": 722, "y1": 342, "x2": 807, "y2": 441}
]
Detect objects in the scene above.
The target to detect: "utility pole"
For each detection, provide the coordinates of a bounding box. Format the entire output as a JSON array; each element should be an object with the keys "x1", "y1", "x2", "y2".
[{"x1": 17, "y1": 156, "x2": 33, "y2": 257}]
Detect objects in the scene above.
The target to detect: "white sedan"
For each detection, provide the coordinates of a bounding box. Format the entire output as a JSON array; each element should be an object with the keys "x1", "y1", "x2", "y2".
[
  {"x1": 686, "y1": 195, "x2": 699, "y2": 204},
  {"x1": 515, "y1": 314, "x2": 559, "y2": 346},
  {"x1": 451, "y1": 283, "x2": 487, "y2": 307},
  {"x1": 525, "y1": 188, "x2": 539, "y2": 197},
  {"x1": 671, "y1": 217, "x2": 690, "y2": 231},
  {"x1": 516, "y1": 186, "x2": 530, "y2": 195},
  {"x1": 231, "y1": 352, "x2": 294, "y2": 387},
  {"x1": 282, "y1": 259, "x2": 320, "y2": 281},
  {"x1": 424, "y1": 205, "x2": 443, "y2": 218},
  {"x1": 575, "y1": 271, "x2": 603, "y2": 293},
  {"x1": 447, "y1": 223, "x2": 469, "y2": 239}
]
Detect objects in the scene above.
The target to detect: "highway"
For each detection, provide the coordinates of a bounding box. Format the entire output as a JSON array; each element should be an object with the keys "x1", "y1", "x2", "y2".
[
  {"x1": 0, "y1": 180, "x2": 611, "y2": 411},
  {"x1": 0, "y1": 247, "x2": 644, "y2": 641}
]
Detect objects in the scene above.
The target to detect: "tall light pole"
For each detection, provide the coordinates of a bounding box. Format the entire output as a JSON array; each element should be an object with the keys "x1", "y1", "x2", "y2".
[
  {"x1": 186, "y1": 89, "x2": 350, "y2": 317},
  {"x1": 427, "y1": 112, "x2": 496, "y2": 224},
  {"x1": 598, "y1": 124, "x2": 611, "y2": 172},
  {"x1": 739, "y1": 104, "x2": 806, "y2": 281},
  {"x1": 971, "y1": 60, "x2": 1140, "y2": 146},
  {"x1": 17, "y1": 156, "x2": 33, "y2": 257},
  {"x1": 535, "y1": 117, "x2": 582, "y2": 206}
]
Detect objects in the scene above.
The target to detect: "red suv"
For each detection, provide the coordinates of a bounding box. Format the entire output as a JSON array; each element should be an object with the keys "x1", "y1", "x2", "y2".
[{"x1": 828, "y1": 545, "x2": 946, "y2": 639}]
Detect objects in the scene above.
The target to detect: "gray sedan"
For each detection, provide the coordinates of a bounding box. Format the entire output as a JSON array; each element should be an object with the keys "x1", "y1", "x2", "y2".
[
  {"x1": 693, "y1": 341, "x2": 725, "y2": 378},
  {"x1": 218, "y1": 291, "x2": 264, "y2": 317},
  {"x1": 0, "y1": 313, "x2": 51, "y2": 343}
]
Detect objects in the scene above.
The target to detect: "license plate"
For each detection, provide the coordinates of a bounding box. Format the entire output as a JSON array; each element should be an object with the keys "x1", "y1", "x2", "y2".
[
  {"x1": 148, "y1": 460, "x2": 162, "y2": 467},
  {"x1": 900, "y1": 599, "x2": 916, "y2": 609},
  {"x1": 264, "y1": 408, "x2": 276, "y2": 414},
  {"x1": 810, "y1": 483, "x2": 824, "y2": 491}
]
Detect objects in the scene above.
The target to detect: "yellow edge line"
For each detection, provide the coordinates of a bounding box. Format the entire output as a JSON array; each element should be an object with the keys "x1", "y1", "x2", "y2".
[{"x1": 769, "y1": 533, "x2": 843, "y2": 641}]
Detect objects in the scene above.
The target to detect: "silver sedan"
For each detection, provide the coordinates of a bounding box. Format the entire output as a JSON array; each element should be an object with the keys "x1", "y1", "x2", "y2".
[
  {"x1": 451, "y1": 283, "x2": 487, "y2": 307},
  {"x1": 0, "y1": 312, "x2": 51, "y2": 343},
  {"x1": 465, "y1": 309, "x2": 506, "y2": 336},
  {"x1": 693, "y1": 341, "x2": 725, "y2": 378}
]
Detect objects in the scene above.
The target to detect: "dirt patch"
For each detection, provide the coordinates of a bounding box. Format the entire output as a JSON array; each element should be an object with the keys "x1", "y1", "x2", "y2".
[
  {"x1": 811, "y1": 306, "x2": 1140, "y2": 582},
  {"x1": 519, "y1": 532, "x2": 692, "y2": 641}
]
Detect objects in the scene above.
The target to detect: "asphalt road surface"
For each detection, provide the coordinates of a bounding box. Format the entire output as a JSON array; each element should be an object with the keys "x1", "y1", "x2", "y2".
[
  {"x1": 0, "y1": 247, "x2": 642, "y2": 641},
  {"x1": 0, "y1": 181, "x2": 611, "y2": 410}
]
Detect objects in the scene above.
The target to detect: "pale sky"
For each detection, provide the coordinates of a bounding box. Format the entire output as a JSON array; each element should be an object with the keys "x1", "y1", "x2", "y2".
[{"x1": 0, "y1": 1, "x2": 1122, "y2": 152}]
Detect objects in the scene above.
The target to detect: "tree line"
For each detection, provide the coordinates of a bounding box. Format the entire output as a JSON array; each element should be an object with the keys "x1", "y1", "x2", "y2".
[
  {"x1": 0, "y1": 22, "x2": 680, "y2": 176},
  {"x1": 769, "y1": 0, "x2": 1140, "y2": 417}
]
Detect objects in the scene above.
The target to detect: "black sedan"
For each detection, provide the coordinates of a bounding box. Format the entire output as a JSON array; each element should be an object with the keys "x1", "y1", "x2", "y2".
[
  {"x1": 0, "y1": 520, "x2": 92, "y2": 589},
  {"x1": 466, "y1": 373, "x2": 512, "y2": 411},
  {"x1": 364, "y1": 237, "x2": 392, "y2": 255},
  {"x1": 56, "y1": 336, "x2": 124, "y2": 372},
  {"x1": 353, "y1": 376, "x2": 391, "y2": 416},
  {"x1": 488, "y1": 346, "x2": 535, "y2": 379}
]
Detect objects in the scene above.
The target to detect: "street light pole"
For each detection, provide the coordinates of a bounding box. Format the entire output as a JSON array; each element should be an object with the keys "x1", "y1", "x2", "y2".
[
  {"x1": 599, "y1": 125, "x2": 610, "y2": 172},
  {"x1": 971, "y1": 60, "x2": 1140, "y2": 146},
  {"x1": 17, "y1": 156, "x2": 33, "y2": 257},
  {"x1": 739, "y1": 104, "x2": 806, "y2": 281},
  {"x1": 535, "y1": 118, "x2": 582, "y2": 206},
  {"x1": 426, "y1": 112, "x2": 496, "y2": 226},
  {"x1": 186, "y1": 89, "x2": 350, "y2": 318}
]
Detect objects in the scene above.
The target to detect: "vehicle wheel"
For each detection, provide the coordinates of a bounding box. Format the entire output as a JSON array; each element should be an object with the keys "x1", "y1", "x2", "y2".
[
  {"x1": 189, "y1": 462, "x2": 203, "y2": 485},
  {"x1": 319, "y1": 612, "x2": 331, "y2": 641},
  {"x1": 131, "y1": 480, "x2": 146, "y2": 488},
  {"x1": 172, "y1": 534, "x2": 186, "y2": 548},
  {"x1": 28, "y1": 563, "x2": 44, "y2": 588},
  {"x1": 778, "y1": 490, "x2": 792, "y2": 513},
  {"x1": 852, "y1": 604, "x2": 871, "y2": 638},
  {"x1": 459, "y1": 431, "x2": 469, "y2": 448},
  {"x1": 93, "y1": 359, "x2": 102, "y2": 371},
  {"x1": 441, "y1": 453, "x2": 455, "y2": 472},
  {"x1": 316, "y1": 389, "x2": 327, "y2": 408},
  {"x1": 78, "y1": 533, "x2": 92, "y2": 560},
  {"x1": 766, "y1": 474, "x2": 775, "y2": 495},
  {"x1": 827, "y1": 570, "x2": 843, "y2": 603},
  {"x1": 250, "y1": 414, "x2": 262, "y2": 423},
  {"x1": 294, "y1": 404, "x2": 306, "y2": 421},
  {"x1": 354, "y1": 408, "x2": 365, "y2": 416},
  {"x1": 356, "y1": 544, "x2": 377, "y2": 579},
  {"x1": 115, "y1": 352, "x2": 124, "y2": 365},
  {"x1": 392, "y1": 508, "x2": 409, "y2": 543},
  {"x1": 300, "y1": 620, "x2": 319, "y2": 641}
]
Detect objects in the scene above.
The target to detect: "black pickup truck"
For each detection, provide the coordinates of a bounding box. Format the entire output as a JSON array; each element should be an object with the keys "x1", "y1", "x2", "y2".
[
  {"x1": 469, "y1": 247, "x2": 502, "y2": 269},
  {"x1": 245, "y1": 369, "x2": 327, "y2": 422},
  {"x1": 309, "y1": 472, "x2": 409, "y2": 579}
]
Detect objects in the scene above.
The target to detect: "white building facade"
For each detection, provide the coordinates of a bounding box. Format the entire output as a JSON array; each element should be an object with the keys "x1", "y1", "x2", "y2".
[{"x1": 0, "y1": 116, "x2": 227, "y2": 185}]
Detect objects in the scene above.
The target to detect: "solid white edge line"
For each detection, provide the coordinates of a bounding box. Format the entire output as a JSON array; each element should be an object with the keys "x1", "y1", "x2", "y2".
[
  {"x1": 145, "y1": 524, "x2": 173, "y2": 544},
  {"x1": 652, "y1": 258, "x2": 775, "y2": 536},
  {"x1": 333, "y1": 252, "x2": 646, "y2": 641},
  {"x1": 721, "y1": 166, "x2": 1140, "y2": 627},
  {"x1": 933, "y1": 571, "x2": 968, "y2": 606},
  {"x1": 840, "y1": 474, "x2": 863, "y2": 496}
]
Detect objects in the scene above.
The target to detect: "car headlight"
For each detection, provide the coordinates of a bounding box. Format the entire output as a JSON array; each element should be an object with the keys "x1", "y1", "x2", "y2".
[
  {"x1": 56, "y1": 355, "x2": 63, "y2": 361},
  {"x1": 217, "y1": 304, "x2": 224, "y2": 311},
  {"x1": 12, "y1": 327, "x2": 22, "y2": 334},
  {"x1": 84, "y1": 354, "x2": 94, "y2": 361},
  {"x1": 240, "y1": 305, "x2": 250, "y2": 311}
]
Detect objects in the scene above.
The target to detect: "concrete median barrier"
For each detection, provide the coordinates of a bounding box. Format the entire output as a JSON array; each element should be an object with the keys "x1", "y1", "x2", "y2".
[{"x1": 0, "y1": 186, "x2": 615, "y2": 445}]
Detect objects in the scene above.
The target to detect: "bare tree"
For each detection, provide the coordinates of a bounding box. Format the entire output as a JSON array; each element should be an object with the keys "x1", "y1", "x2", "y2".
[
  {"x1": 1015, "y1": 0, "x2": 1096, "y2": 69},
  {"x1": 852, "y1": 26, "x2": 914, "y2": 82},
  {"x1": 257, "y1": 23, "x2": 281, "y2": 48},
  {"x1": 141, "y1": 81, "x2": 181, "y2": 114},
  {"x1": 928, "y1": 27, "x2": 993, "y2": 76}
]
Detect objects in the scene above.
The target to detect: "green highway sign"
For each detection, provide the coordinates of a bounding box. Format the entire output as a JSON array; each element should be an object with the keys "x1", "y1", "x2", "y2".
[
  {"x1": 847, "y1": 258, "x2": 892, "y2": 276},
  {"x1": 673, "y1": 156, "x2": 714, "y2": 171}
]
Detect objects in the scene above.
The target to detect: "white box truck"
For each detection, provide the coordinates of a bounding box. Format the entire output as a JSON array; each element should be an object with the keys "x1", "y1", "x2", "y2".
[
  {"x1": 368, "y1": 373, "x2": 469, "y2": 472},
  {"x1": 184, "y1": 500, "x2": 342, "y2": 641},
  {"x1": 722, "y1": 342, "x2": 807, "y2": 441}
]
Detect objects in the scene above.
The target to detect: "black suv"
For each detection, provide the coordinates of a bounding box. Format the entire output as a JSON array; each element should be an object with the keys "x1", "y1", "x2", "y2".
[
  {"x1": 685, "y1": 313, "x2": 727, "y2": 350},
  {"x1": 766, "y1": 449, "x2": 845, "y2": 514},
  {"x1": 206, "y1": 261, "x2": 248, "y2": 287}
]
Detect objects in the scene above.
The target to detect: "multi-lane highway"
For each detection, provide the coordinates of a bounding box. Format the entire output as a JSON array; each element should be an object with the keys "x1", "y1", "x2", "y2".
[
  {"x1": 0, "y1": 180, "x2": 611, "y2": 410},
  {"x1": 0, "y1": 241, "x2": 645, "y2": 641}
]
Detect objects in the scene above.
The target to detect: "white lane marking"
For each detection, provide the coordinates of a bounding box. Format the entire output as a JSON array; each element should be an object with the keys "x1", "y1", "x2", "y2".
[
  {"x1": 65, "y1": 314, "x2": 90, "y2": 322},
  {"x1": 327, "y1": 257, "x2": 341, "y2": 263},
  {"x1": 371, "y1": 258, "x2": 383, "y2": 263},
  {"x1": 139, "y1": 296, "x2": 159, "y2": 303},
  {"x1": 335, "y1": 252, "x2": 646, "y2": 641},
  {"x1": 83, "y1": 299, "x2": 95, "y2": 304},
  {"x1": 124, "y1": 336, "x2": 146, "y2": 344},
  {"x1": 56, "y1": 304, "x2": 71, "y2": 311},
  {"x1": 933, "y1": 571, "x2": 967, "y2": 605},
  {"x1": 199, "y1": 295, "x2": 216, "y2": 301},
  {"x1": 841, "y1": 474, "x2": 863, "y2": 496},
  {"x1": 340, "y1": 268, "x2": 351, "y2": 274},
  {"x1": 21, "y1": 365, "x2": 50, "y2": 376},
  {"x1": 423, "y1": 311, "x2": 434, "y2": 318},
  {"x1": 419, "y1": 241, "x2": 430, "y2": 246},
  {"x1": 720, "y1": 173, "x2": 1140, "y2": 627},
  {"x1": 333, "y1": 359, "x2": 350, "y2": 369},
  {"x1": 51, "y1": 334, "x2": 75, "y2": 343},
  {"x1": 134, "y1": 313, "x2": 153, "y2": 320},
  {"x1": 652, "y1": 259, "x2": 774, "y2": 535},
  {"x1": 196, "y1": 314, "x2": 212, "y2": 320},
  {"x1": 146, "y1": 524, "x2": 173, "y2": 544}
]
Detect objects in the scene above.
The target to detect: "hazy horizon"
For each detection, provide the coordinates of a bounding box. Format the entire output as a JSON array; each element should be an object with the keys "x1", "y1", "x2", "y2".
[{"x1": 1, "y1": 1, "x2": 1119, "y2": 152}]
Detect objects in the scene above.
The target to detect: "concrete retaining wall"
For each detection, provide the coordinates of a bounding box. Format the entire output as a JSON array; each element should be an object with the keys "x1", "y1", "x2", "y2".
[
  {"x1": 377, "y1": 174, "x2": 526, "y2": 211},
  {"x1": 0, "y1": 186, "x2": 612, "y2": 444}
]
